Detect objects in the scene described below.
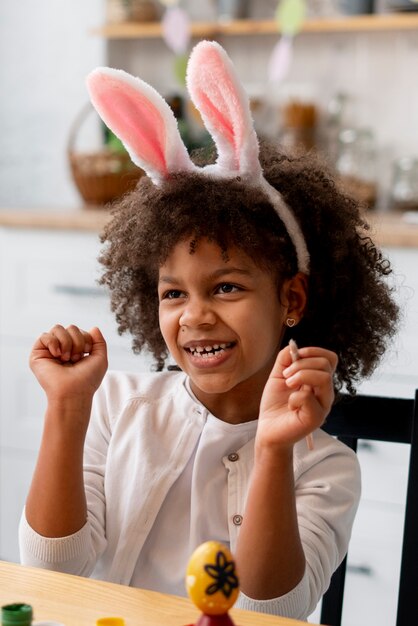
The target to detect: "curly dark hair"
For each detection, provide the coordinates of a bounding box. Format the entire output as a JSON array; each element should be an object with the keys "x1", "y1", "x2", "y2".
[{"x1": 99, "y1": 142, "x2": 399, "y2": 394}]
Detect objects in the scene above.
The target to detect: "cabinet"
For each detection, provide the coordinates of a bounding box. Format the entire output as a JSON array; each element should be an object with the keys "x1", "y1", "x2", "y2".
[{"x1": 0, "y1": 226, "x2": 154, "y2": 562}]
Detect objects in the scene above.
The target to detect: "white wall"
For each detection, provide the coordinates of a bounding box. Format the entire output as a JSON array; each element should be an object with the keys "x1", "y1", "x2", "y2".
[{"x1": 0, "y1": 1, "x2": 105, "y2": 209}]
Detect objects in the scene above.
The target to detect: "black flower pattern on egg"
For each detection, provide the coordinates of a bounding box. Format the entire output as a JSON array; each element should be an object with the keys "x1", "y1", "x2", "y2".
[{"x1": 204, "y1": 550, "x2": 239, "y2": 598}]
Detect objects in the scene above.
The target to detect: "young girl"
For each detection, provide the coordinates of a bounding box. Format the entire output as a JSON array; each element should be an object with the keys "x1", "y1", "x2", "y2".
[{"x1": 20, "y1": 42, "x2": 398, "y2": 620}]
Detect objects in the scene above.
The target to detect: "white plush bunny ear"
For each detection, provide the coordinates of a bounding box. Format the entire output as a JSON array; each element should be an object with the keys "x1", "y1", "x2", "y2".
[
  {"x1": 86, "y1": 67, "x2": 195, "y2": 185},
  {"x1": 187, "y1": 40, "x2": 310, "y2": 274},
  {"x1": 186, "y1": 40, "x2": 262, "y2": 180}
]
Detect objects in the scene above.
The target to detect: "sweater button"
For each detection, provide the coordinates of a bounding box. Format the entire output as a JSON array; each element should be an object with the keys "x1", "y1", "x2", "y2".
[
  {"x1": 233, "y1": 514, "x2": 243, "y2": 526},
  {"x1": 228, "y1": 452, "x2": 239, "y2": 462}
]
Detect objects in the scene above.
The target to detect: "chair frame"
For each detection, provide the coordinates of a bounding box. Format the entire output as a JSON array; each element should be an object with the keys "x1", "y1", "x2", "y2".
[{"x1": 320, "y1": 390, "x2": 418, "y2": 626}]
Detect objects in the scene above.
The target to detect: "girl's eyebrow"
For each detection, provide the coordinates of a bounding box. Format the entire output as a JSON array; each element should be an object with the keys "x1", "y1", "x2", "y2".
[
  {"x1": 211, "y1": 267, "x2": 253, "y2": 279},
  {"x1": 158, "y1": 267, "x2": 253, "y2": 285}
]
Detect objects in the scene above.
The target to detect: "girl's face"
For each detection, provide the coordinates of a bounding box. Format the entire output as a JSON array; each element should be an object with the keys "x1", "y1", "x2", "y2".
[{"x1": 158, "y1": 238, "x2": 292, "y2": 421}]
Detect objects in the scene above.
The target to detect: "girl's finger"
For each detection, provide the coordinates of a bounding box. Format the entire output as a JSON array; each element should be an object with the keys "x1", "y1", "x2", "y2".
[
  {"x1": 88, "y1": 327, "x2": 107, "y2": 356},
  {"x1": 287, "y1": 374, "x2": 334, "y2": 412},
  {"x1": 65, "y1": 325, "x2": 92, "y2": 362},
  {"x1": 269, "y1": 346, "x2": 338, "y2": 382},
  {"x1": 285, "y1": 368, "x2": 333, "y2": 390},
  {"x1": 283, "y1": 356, "x2": 335, "y2": 379},
  {"x1": 288, "y1": 388, "x2": 330, "y2": 428},
  {"x1": 46, "y1": 324, "x2": 76, "y2": 361},
  {"x1": 289, "y1": 347, "x2": 339, "y2": 371},
  {"x1": 268, "y1": 345, "x2": 295, "y2": 380},
  {"x1": 288, "y1": 378, "x2": 335, "y2": 416},
  {"x1": 37, "y1": 332, "x2": 62, "y2": 358}
]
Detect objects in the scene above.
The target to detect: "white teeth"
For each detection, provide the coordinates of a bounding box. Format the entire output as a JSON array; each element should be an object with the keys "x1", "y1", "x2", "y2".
[{"x1": 187, "y1": 342, "x2": 233, "y2": 356}]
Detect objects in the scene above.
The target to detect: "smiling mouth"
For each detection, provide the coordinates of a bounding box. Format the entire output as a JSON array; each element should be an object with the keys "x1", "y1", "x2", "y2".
[{"x1": 185, "y1": 342, "x2": 235, "y2": 358}]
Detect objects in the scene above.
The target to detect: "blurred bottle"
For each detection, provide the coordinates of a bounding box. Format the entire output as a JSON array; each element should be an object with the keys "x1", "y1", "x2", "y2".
[
  {"x1": 337, "y1": 0, "x2": 375, "y2": 13},
  {"x1": 129, "y1": 0, "x2": 160, "y2": 22},
  {"x1": 279, "y1": 100, "x2": 318, "y2": 152},
  {"x1": 389, "y1": 157, "x2": 418, "y2": 213},
  {"x1": 214, "y1": 0, "x2": 249, "y2": 20},
  {"x1": 106, "y1": 0, "x2": 159, "y2": 23},
  {"x1": 323, "y1": 92, "x2": 349, "y2": 163},
  {"x1": 335, "y1": 127, "x2": 378, "y2": 210},
  {"x1": 166, "y1": 94, "x2": 212, "y2": 154}
]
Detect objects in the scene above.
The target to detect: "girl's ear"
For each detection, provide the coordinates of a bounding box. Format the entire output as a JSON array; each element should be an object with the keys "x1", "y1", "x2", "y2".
[
  {"x1": 186, "y1": 41, "x2": 262, "y2": 179},
  {"x1": 87, "y1": 67, "x2": 195, "y2": 185},
  {"x1": 281, "y1": 273, "x2": 308, "y2": 323}
]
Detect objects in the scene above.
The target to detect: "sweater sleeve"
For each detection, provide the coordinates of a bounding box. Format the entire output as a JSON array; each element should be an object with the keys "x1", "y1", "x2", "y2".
[
  {"x1": 18, "y1": 512, "x2": 94, "y2": 575},
  {"x1": 235, "y1": 568, "x2": 310, "y2": 619},
  {"x1": 19, "y1": 382, "x2": 113, "y2": 576},
  {"x1": 234, "y1": 429, "x2": 361, "y2": 620}
]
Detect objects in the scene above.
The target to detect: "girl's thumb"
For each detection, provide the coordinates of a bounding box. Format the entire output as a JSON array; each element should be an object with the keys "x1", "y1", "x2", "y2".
[{"x1": 89, "y1": 326, "x2": 107, "y2": 353}]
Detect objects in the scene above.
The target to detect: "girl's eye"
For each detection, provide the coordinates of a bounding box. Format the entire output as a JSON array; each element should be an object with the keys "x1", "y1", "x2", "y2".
[
  {"x1": 162, "y1": 289, "x2": 184, "y2": 300},
  {"x1": 217, "y1": 283, "x2": 239, "y2": 294}
]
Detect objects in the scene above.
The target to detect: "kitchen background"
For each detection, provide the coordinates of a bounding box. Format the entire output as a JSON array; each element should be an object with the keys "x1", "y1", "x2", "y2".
[
  {"x1": 1, "y1": 0, "x2": 418, "y2": 210},
  {"x1": 1, "y1": 2, "x2": 418, "y2": 626}
]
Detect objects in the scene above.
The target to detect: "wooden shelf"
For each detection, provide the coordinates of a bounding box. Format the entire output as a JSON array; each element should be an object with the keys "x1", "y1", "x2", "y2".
[
  {"x1": 92, "y1": 13, "x2": 418, "y2": 39},
  {"x1": 93, "y1": 20, "x2": 218, "y2": 39}
]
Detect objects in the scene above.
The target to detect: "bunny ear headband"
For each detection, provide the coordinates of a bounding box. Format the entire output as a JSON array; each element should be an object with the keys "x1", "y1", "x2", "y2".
[{"x1": 86, "y1": 40, "x2": 309, "y2": 274}]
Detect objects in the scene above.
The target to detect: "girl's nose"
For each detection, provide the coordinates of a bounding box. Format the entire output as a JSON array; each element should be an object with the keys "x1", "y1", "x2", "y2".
[{"x1": 179, "y1": 298, "x2": 216, "y2": 328}]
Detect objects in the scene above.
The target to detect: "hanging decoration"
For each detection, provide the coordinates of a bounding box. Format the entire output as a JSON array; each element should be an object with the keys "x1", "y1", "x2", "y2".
[
  {"x1": 161, "y1": 1, "x2": 191, "y2": 86},
  {"x1": 268, "y1": 0, "x2": 306, "y2": 83}
]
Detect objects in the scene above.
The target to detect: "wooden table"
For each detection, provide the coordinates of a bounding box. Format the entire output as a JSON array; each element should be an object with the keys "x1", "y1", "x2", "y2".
[{"x1": 0, "y1": 561, "x2": 319, "y2": 626}]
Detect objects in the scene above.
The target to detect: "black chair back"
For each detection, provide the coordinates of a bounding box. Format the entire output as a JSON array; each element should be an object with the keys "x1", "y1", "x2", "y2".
[{"x1": 320, "y1": 390, "x2": 418, "y2": 626}]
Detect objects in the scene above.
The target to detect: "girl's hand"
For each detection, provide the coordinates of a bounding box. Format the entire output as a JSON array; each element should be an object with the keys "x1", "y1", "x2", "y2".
[
  {"x1": 257, "y1": 345, "x2": 337, "y2": 451},
  {"x1": 30, "y1": 324, "x2": 108, "y2": 403}
]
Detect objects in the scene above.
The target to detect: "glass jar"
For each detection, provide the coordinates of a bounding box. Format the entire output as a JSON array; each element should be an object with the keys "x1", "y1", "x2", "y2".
[
  {"x1": 106, "y1": 0, "x2": 129, "y2": 23},
  {"x1": 335, "y1": 127, "x2": 378, "y2": 210},
  {"x1": 389, "y1": 157, "x2": 418, "y2": 213},
  {"x1": 130, "y1": 0, "x2": 160, "y2": 22},
  {"x1": 214, "y1": 0, "x2": 250, "y2": 20},
  {"x1": 106, "y1": 0, "x2": 160, "y2": 23},
  {"x1": 279, "y1": 100, "x2": 318, "y2": 153},
  {"x1": 337, "y1": 0, "x2": 374, "y2": 14}
]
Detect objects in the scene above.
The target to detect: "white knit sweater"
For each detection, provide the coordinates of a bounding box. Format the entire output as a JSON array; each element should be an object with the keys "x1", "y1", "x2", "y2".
[{"x1": 20, "y1": 370, "x2": 361, "y2": 620}]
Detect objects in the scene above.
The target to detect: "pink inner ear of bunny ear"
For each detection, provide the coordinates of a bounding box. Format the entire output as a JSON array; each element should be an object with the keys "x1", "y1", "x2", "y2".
[
  {"x1": 88, "y1": 71, "x2": 170, "y2": 178},
  {"x1": 187, "y1": 41, "x2": 259, "y2": 173},
  {"x1": 194, "y1": 84, "x2": 236, "y2": 149}
]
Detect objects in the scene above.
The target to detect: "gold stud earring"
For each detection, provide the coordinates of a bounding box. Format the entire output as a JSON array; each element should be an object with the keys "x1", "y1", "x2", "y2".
[{"x1": 286, "y1": 318, "x2": 296, "y2": 328}]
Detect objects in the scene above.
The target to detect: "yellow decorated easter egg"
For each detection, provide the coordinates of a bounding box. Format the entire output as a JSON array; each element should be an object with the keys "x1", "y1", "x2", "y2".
[{"x1": 185, "y1": 541, "x2": 239, "y2": 615}]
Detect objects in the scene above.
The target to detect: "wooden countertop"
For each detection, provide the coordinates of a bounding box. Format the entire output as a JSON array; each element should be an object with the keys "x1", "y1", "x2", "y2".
[
  {"x1": 0, "y1": 561, "x2": 315, "y2": 626},
  {"x1": 0, "y1": 208, "x2": 109, "y2": 233},
  {"x1": 0, "y1": 208, "x2": 418, "y2": 248},
  {"x1": 366, "y1": 211, "x2": 418, "y2": 248}
]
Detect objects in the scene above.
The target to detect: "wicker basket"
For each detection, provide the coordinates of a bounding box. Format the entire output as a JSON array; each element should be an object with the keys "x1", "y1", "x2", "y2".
[{"x1": 68, "y1": 104, "x2": 144, "y2": 206}]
